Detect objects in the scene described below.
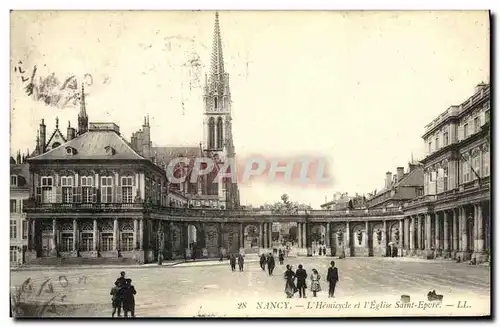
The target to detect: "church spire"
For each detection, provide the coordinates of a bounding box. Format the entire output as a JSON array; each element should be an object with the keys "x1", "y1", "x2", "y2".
[
  {"x1": 209, "y1": 11, "x2": 225, "y2": 90},
  {"x1": 78, "y1": 83, "x2": 88, "y2": 135}
]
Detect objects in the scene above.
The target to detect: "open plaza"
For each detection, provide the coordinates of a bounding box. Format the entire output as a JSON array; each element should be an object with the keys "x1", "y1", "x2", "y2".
[{"x1": 10, "y1": 255, "x2": 490, "y2": 317}]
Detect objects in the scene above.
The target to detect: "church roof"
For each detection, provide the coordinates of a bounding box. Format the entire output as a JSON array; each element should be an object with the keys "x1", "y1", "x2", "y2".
[
  {"x1": 152, "y1": 146, "x2": 201, "y2": 164},
  {"x1": 28, "y1": 130, "x2": 146, "y2": 161}
]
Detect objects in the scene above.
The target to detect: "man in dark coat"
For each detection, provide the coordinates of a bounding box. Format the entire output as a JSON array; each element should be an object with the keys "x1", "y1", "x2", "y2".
[
  {"x1": 230, "y1": 254, "x2": 237, "y2": 272},
  {"x1": 259, "y1": 254, "x2": 267, "y2": 271},
  {"x1": 122, "y1": 279, "x2": 137, "y2": 318},
  {"x1": 267, "y1": 253, "x2": 276, "y2": 276},
  {"x1": 295, "y1": 264, "x2": 308, "y2": 298},
  {"x1": 116, "y1": 271, "x2": 126, "y2": 286},
  {"x1": 326, "y1": 260, "x2": 339, "y2": 298},
  {"x1": 238, "y1": 254, "x2": 245, "y2": 271}
]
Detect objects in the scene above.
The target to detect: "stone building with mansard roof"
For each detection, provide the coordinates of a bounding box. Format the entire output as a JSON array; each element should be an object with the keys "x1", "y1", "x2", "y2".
[
  {"x1": 403, "y1": 82, "x2": 490, "y2": 263},
  {"x1": 23, "y1": 12, "x2": 241, "y2": 264}
]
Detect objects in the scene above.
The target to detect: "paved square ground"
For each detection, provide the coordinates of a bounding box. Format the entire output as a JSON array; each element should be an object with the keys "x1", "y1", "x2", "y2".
[{"x1": 10, "y1": 256, "x2": 490, "y2": 317}]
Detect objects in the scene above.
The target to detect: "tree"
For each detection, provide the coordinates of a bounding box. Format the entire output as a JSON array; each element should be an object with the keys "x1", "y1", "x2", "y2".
[{"x1": 271, "y1": 193, "x2": 312, "y2": 214}]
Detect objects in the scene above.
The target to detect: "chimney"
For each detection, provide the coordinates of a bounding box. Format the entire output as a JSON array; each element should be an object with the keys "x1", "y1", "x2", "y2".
[
  {"x1": 67, "y1": 121, "x2": 76, "y2": 141},
  {"x1": 16, "y1": 150, "x2": 21, "y2": 164},
  {"x1": 39, "y1": 119, "x2": 46, "y2": 154},
  {"x1": 409, "y1": 163, "x2": 418, "y2": 173},
  {"x1": 396, "y1": 167, "x2": 404, "y2": 183},
  {"x1": 385, "y1": 171, "x2": 392, "y2": 189}
]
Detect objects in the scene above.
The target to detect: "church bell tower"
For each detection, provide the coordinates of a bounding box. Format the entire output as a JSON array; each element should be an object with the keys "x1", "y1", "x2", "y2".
[{"x1": 202, "y1": 11, "x2": 238, "y2": 209}]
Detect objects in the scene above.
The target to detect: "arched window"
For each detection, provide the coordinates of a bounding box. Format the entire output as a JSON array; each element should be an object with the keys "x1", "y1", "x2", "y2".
[
  {"x1": 217, "y1": 117, "x2": 223, "y2": 149},
  {"x1": 52, "y1": 142, "x2": 61, "y2": 149},
  {"x1": 208, "y1": 117, "x2": 215, "y2": 149},
  {"x1": 214, "y1": 97, "x2": 218, "y2": 110}
]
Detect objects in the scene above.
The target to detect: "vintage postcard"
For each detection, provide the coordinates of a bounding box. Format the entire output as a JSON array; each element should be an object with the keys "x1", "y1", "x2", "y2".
[{"x1": 9, "y1": 10, "x2": 490, "y2": 318}]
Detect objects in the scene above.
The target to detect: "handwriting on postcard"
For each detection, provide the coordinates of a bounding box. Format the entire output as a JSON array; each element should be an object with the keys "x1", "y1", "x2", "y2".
[{"x1": 11, "y1": 275, "x2": 87, "y2": 317}]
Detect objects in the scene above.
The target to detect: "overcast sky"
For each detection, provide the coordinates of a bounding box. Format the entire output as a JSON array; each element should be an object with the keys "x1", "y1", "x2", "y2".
[{"x1": 10, "y1": 10, "x2": 489, "y2": 208}]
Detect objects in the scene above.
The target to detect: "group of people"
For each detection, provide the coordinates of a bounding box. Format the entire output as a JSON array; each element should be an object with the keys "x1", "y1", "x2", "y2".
[
  {"x1": 314, "y1": 246, "x2": 328, "y2": 256},
  {"x1": 284, "y1": 261, "x2": 339, "y2": 299},
  {"x1": 259, "y1": 253, "x2": 277, "y2": 275},
  {"x1": 229, "y1": 253, "x2": 245, "y2": 271},
  {"x1": 110, "y1": 271, "x2": 137, "y2": 318}
]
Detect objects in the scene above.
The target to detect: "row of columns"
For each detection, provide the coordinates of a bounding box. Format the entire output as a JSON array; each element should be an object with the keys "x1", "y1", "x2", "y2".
[
  {"x1": 403, "y1": 202, "x2": 488, "y2": 261},
  {"x1": 28, "y1": 218, "x2": 144, "y2": 255}
]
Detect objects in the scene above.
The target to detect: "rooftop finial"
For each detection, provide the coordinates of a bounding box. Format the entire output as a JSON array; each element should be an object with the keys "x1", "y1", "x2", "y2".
[
  {"x1": 55, "y1": 117, "x2": 59, "y2": 129},
  {"x1": 147, "y1": 114, "x2": 150, "y2": 126},
  {"x1": 68, "y1": 120, "x2": 71, "y2": 128}
]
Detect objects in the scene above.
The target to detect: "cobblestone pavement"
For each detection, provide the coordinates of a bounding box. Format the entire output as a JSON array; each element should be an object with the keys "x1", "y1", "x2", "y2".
[{"x1": 10, "y1": 256, "x2": 490, "y2": 318}]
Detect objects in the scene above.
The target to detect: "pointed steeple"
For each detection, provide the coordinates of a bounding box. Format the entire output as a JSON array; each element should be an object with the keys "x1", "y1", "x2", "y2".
[
  {"x1": 79, "y1": 84, "x2": 87, "y2": 117},
  {"x1": 78, "y1": 83, "x2": 89, "y2": 135},
  {"x1": 209, "y1": 11, "x2": 225, "y2": 91}
]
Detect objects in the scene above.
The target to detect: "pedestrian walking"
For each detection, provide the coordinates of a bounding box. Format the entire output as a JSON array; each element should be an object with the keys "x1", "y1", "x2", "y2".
[
  {"x1": 259, "y1": 254, "x2": 267, "y2": 271},
  {"x1": 278, "y1": 250, "x2": 284, "y2": 265},
  {"x1": 284, "y1": 264, "x2": 297, "y2": 298},
  {"x1": 110, "y1": 281, "x2": 122, "y2": 317},
  {"x1": 122, "y1": 279, "x2": 137, "y2": 318},
  {"x1": 230, "y1": 254, "x2": 237, "y2": 272},
  {"x1": 238, "y1": 254, "x2": 244, "y2": 271},
  {"x1": 310, "y1": 269, "x2": 321, "y2": 297},
  {"x1": 326, "y1": 260, "x2": 339, "y2": 298},
  {"x1": 295, "y1": 264, "x2": 308, "y2": 298},
  {"x1": 267, "y1": 253, "x2": 276, "y2": 276}
]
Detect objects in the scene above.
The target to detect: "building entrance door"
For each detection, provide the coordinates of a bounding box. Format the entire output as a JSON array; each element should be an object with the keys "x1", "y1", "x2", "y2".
[{"x1": 41, "y1": 234, "x2": 52, "y2": 257}]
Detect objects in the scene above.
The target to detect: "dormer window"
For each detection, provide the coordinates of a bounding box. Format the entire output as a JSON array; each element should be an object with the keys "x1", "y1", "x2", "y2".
[
  {"x1": 105, "y1": 146, "x2": 116, "y2": 156},
  {"x1": 10, "y1": 175, "x2": 17, "y2": 187},
  {"x1": 52, "y1": 142, "x2": 61, "y2": 149},
  {"x1": 65, "y1": 146, "x2": 77, "y2": 156}
]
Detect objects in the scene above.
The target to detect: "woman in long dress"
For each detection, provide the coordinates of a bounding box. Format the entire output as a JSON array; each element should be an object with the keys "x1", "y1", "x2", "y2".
[
  {"x1": 284, "y1": 265, "x2": 296, "y2": 298},
  {"x1": 310, "y1": 268, "x2": 321, "y2": 297}
]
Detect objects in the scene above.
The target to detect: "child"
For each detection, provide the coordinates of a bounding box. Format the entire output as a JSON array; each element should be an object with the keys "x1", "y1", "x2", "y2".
[
  {"x1": 310, "y1": 269, "x2": 321, "y2": 297},
  {"x1": 110, "y1": 281, "x2": 122, "y2": 317}
]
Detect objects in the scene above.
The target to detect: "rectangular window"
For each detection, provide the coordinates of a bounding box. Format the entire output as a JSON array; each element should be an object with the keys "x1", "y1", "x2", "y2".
[
  {"x1": 41, "y1": 176, "x2": 53, "y2": 203},
  {"x1": 472, "y1": 155, "x2": 481, "y2": 179},
  {"x1": 464, "y1": 123, "x2": 469, "y2": 139},
  {"x1": 10, "y1": 199, "x2": 16, "y2": 213},
  {"x1": 82, "y1": 187, "x2": 93, "y2": 203},
  {"x1": 60, "y1": 233, "x2": 74, "y2": 252},
  {"x1": 101, "y1": 233, "x2": 114, "y2": 251},
  {"x1": 443, "y1": 132, "x2": 449, "y2": 146},
  {"x1": 10, "y1": 175, "x2": 17, "y2": 187},
  {"x1": 10, "y1": 247, "x2": 17, "y2": 263},
  {"x1": 121, "y1": 232, "x2": 134, "y2": 251},
  {"x1": 474, "y1": 117, "x2": 480, "y2": 133},
  {"x1": 483, "y1": 149, "x2": 490, "y2": 177},
  {"x1": 121, "y1": 177, "x2": 133, "y2": 203},
  {"x1": 81, "y1": 176, "x2": 94, "y2": 203},
  {"x1": 10, "y1": 220, "x2": 17, "y2": 239},
  {"x1": 435, "y1": 137, "x2": 439, "y2": 150},
  {"x1": 462, "y1": 160, "x2": 470, "y2": 183},
  {"x1": 428, "y1": 141, "x2": 432, "y2": 153},
  {"x1": 41, "y1": 176, "x2": 53, "y2": 187},
  {"x1": 100, "y1": 177, "x2": 113, "y2": 203},
  {"x1": 22, "y1": 220, "x2": 28, "y2": 239},
  {"x1": 81, "y1": 233, "x2": 93, "y2": 252},
  {"x1": 61, "y1": 176, "x2": 74, "y2": 203}
]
